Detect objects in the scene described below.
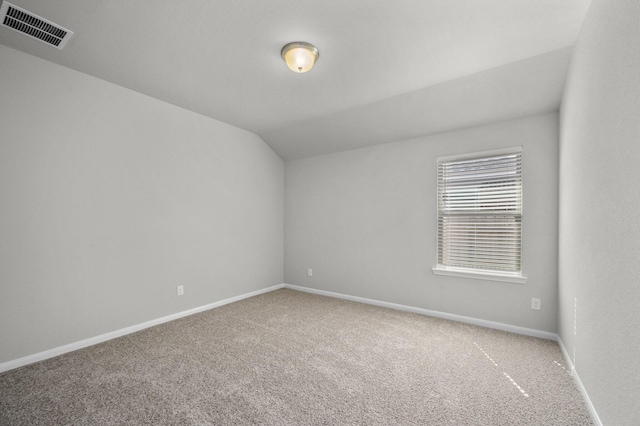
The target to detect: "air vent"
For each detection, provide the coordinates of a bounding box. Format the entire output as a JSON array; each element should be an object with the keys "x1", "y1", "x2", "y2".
[{"x1": 0, "y1": 2, "x2": 73, "y2": 49}]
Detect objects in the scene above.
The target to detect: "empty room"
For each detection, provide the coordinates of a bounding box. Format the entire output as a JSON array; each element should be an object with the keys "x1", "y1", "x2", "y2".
[{"x1": 0, "y1": 0, "x2": 638, "y2": 425}]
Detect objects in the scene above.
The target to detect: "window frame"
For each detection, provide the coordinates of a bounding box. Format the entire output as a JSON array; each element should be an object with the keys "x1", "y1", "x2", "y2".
[{"x1": 432, "y1": 146, "x2": 527, "y2": 284}]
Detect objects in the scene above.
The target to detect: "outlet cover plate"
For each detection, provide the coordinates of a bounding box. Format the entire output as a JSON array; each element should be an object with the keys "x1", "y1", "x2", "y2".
[{"x1": 531, "y1": 297, "x2": 541, "y2": 310}]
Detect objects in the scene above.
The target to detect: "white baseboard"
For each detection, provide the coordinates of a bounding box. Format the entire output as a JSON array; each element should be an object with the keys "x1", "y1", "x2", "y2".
[
  {"x1": 284, "y1": 284, "x2": 557, "y2": 340},
  {"x1": 557, "y1": 337, "x2": 603, "y2": 426},
  {"x1": 285, "y1": 284, "x2": 602, "y2": 425},
  {"x1": 0, "y1": 284, "x2": 285, "y2": 374},
  {"x1": 0, "y1": 282, "x2": 603, "y2": 426}
]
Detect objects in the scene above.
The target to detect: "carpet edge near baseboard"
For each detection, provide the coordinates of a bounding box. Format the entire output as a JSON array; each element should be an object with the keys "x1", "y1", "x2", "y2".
[
  {"x1": 0, "y1": 283, "x2": 555, "y2": 373},
  {"x1": 288, "y1": 283, "x2": 603, "y2": 426},
  {"x1": 283, "y1": 284, "x2": 557, "y2": 340},
  {"x1": 0, "y1": 284, "x2": 285, "y2": 374},
  {"x1": 1, "y1": 282, "x2": 603, "y2": 426},
  {"x1": 557, "y1": 337, "x2": 603, "y2": 426}
]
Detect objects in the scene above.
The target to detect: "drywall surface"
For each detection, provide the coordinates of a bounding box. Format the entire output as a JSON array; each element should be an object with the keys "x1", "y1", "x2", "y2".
[
  {"x1": 0, "y1": 45, "x2": 284, "y2": 364},
  {"x1": 264, "y1": 48, "x2": 570, "y2": 161},
  {"x1": 285, "y1": 113, "x2": 559, "y2": 332},
  {"x1": 559, "y1": 0, "x2": 640, "y2": 424}
]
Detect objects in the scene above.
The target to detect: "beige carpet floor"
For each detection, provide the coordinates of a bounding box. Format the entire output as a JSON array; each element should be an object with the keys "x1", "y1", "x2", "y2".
[{"x1": 0, "y1": 288, "x2": 592, "y2": 425}]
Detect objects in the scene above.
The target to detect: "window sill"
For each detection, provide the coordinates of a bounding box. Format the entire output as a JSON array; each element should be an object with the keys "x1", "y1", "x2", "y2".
[{"x1": 432, "y1": 266, "x2": 527, "y2": 284}]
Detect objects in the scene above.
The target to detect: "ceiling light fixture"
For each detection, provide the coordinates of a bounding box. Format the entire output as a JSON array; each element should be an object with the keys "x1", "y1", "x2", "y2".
[{"x1": 281, "y1": 42, "x2": 319, "y2": 73}]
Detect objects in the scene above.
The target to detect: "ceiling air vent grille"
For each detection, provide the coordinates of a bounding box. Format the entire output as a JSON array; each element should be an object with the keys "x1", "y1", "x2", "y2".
[{"x1": 0, "y1": 2, "x2": 73, "y2": 49}]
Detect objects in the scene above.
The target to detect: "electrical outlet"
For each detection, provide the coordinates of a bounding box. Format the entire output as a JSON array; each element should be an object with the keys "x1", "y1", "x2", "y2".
[
  {"x1": 531, "y1": 297, "x2": 541, "y2": 310},
  {"x1": 177, "y1": 285, "x2": 184, "y2": 296},
  {"x1": 308, "y1": 268, "x2": 313, "y2": 277}
]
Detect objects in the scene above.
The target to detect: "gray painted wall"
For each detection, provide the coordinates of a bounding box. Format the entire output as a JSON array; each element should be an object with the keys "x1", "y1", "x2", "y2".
[
  {"x1": 285, "y1": 113, "x2": 559, "y2": 332},
  {"x1": 0, "y1": 45, "x2": 284, "y2": 364},
  {"x1": 559, "y1": 0, "x2": 640, "y2": 424}
]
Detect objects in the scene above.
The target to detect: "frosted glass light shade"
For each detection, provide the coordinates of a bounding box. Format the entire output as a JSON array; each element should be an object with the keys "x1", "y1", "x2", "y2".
[{"x1": 281, "y1": 42, "x2": 319, "y2": 73}]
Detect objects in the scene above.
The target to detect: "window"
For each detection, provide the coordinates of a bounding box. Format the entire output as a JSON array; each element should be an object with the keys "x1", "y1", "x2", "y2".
[{"x1": 432, "y1": 147, "x2": 526, "y2": 284}]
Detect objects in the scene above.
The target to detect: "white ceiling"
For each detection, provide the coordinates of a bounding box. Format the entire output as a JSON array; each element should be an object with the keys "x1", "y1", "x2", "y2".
[{"x1": 0, "y1": 0, "x2": 591, "y2": 160}]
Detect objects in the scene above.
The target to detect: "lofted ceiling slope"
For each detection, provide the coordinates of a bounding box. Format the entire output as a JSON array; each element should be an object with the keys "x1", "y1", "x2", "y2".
[{"x1": 0, "y1": 0, "x2": 591, "y2": 160}]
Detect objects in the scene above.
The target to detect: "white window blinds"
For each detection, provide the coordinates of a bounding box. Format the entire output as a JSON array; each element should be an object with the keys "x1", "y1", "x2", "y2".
[{"x1": 437, "y1": 148, "x2": 522, "y2": 274}]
